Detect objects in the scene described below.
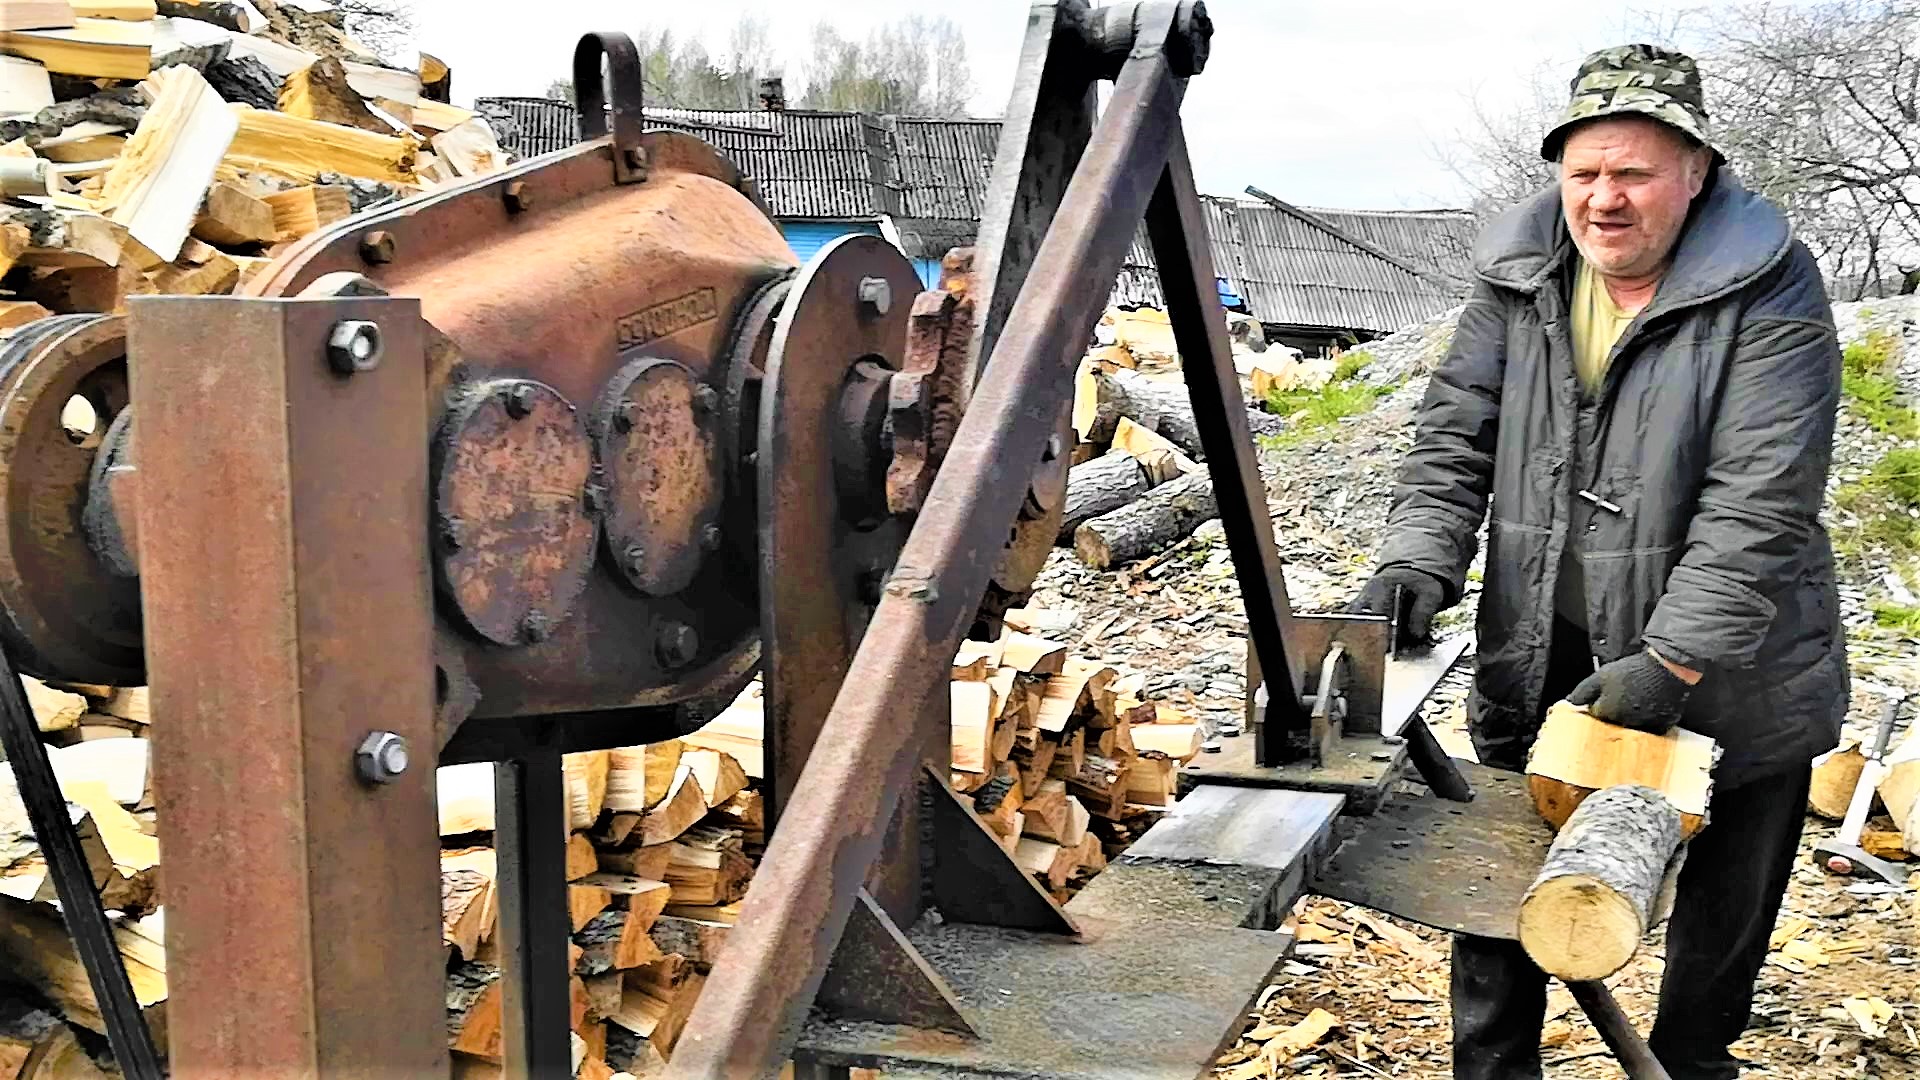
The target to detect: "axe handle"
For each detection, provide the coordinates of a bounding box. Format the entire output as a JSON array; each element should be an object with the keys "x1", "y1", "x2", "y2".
[{"x1": 1837, "y1": 759, "x2": 1888, "y2": 847}]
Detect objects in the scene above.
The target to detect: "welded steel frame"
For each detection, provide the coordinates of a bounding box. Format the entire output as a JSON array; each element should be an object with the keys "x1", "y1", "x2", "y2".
[{"x1": 669, "y1": 4, "x2": 1317, "y2": 1076}]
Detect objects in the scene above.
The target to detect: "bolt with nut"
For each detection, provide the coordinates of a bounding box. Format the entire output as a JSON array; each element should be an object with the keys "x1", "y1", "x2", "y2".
[
  {"x1": 858, "y1": 276, "x2": 892, "y2": 317},
  {"x1": 326, "y1": 320, "x2": 383, "y2": 375},
  {"x1": 502, "y1": 383, "x2": 537, "y2": 419},
  {"x1": 355, "y1": 731, "x2": 411, "y2": 785}
]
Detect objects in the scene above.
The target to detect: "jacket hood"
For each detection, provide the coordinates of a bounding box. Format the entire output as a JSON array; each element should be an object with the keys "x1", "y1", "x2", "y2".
[{"x1": 1472, "y1": 168, "x2": 1793, "y2": 310}]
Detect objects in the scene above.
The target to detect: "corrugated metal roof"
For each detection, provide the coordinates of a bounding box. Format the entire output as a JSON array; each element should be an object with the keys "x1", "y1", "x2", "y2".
[
  {"x1": 472, "y1": 96, "x2": 1467, "y2": 334},
  {"x1": 889, "y1": 118, "x2": 1000, "y2": 221},
  {"x1": 1115, "y1": 199, "x2": 1460, "y2": 334}
]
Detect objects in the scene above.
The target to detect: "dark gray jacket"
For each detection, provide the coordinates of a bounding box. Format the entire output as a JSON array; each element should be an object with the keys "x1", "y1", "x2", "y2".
[{"x1": 1380, "y1": 170, "x2": 1847, "y2": 783}]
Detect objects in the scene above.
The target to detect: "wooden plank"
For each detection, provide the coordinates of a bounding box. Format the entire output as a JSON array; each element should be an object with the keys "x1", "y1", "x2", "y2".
[
  {"x1": 224, "y1": 103, "x2": 417, "y2": 184},
  {"x1": 72, "y1": 0, "x2": 153, "y2": 18},
  {"x1": 0, "y1": 3, "x2": 75, "y2": 33},
  {"x1": 0, "y1": 55, "x2": 51, "y2": 116},
  {"x1": 0, "y1": 17, "x2": 149, "y2": 79},
  {"x1": 92, "y1": 64, "x2": 235, "y2": 262}
]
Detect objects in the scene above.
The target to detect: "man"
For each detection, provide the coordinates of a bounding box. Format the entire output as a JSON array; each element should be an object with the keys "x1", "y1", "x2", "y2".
[{"x1": 1352, "y1": 45, "x2": 1848, "y2": 1079}]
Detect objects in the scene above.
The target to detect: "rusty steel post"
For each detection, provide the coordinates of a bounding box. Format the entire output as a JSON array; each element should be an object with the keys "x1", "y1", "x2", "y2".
[
  {"x1": 669, "y1": 28, "x2": 1186, "y2": 1078},
  {"x1": 135, "y1": 296, "x2": 446, "y2": 1075}
]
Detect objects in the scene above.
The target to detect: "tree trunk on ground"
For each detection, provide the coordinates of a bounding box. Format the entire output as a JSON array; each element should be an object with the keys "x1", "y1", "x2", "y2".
[
  {"x1": 1518, "y1": 784, "x2": 1684, "y2": 982},
  {"x1": 1059, "y1": 451, "x2": 1153, "y2": 542},
  {"x1": 1073, "y1": 472, "x2": 1216, "y2": 569},
  {"x1": 1087, "y1": 366, "x2": 1283, "y2": 456}
]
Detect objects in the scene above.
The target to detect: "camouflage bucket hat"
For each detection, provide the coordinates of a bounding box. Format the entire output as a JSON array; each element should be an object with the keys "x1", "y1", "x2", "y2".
[{"x1": 1540, "y1": 44, "x2": 1718, "y2": 161}]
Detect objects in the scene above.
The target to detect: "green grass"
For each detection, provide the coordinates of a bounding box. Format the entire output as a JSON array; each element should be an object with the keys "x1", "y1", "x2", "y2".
[
  {"x1": 1834, "y1": 446, "x2": 1920, "y2": 559},
  {"x1": 1873, "y1": 600, "x2": 1920, "y2": 636},
  {"x1": 1841, "y1": 330, "x2": 1918, "y2": 437},
  {"x1": 1259, "y1": 350, "x2": 1388, "y2": 447}
]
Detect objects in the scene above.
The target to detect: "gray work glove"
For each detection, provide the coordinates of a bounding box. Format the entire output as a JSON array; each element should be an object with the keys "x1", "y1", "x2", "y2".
[
  {"x1": 1566, "y1": 651, "x2": 1693, "y2": 735},
  {"x1": 1347, "y1": 566, "x2": 1449, "y2": 650}
]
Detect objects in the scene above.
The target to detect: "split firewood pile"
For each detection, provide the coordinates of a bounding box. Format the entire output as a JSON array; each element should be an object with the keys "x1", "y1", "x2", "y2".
[
  {"x1": 0, "y1": 610, "x2": 1204, "y2": 1077},
  {"x1": 0, "y1": 0, "x2": 495, "y2": 329}
]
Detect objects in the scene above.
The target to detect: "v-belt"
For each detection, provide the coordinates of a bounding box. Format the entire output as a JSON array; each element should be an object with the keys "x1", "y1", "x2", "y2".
[{"x1": 0, "y1": 642, "x2": 163, "y2": 1080}]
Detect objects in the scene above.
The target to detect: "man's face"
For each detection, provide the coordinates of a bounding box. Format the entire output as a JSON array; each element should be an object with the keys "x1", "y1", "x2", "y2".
[{"x1": 1559, "y1": 116, "x2": 1710, "y2": 282}]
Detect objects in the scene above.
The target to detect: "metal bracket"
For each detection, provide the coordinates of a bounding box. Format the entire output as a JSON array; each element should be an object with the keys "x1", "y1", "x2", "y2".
[{"x1": 573, "y1": 32, "x2": 648, "y2": 183}]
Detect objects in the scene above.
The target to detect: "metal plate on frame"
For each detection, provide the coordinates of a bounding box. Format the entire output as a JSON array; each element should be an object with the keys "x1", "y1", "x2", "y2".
[
  {"x1": 1309, "y1": 762, "x2": 1553, "y2": 940},
  {"x1": 795, "y1": 913, "x2": 1289, "y2": 1080}
]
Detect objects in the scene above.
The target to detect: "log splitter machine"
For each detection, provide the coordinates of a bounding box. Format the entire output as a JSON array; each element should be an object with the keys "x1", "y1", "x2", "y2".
[{"x1": 0, "y1": 4, "x2": 1669, "y2": 1078}]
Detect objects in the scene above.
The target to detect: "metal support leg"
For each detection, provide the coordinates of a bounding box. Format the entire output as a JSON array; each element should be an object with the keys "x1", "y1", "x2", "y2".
[
  {"x1": 1567, "y1": 980, "x2": 1673, "y2": 1080},
  {"x1": 495, "y1": 750, "x2": 577, "y2": 1078},
  {"x1": 1142, "y1": 129, "x2": 1311, "y2": 767},
  {"x1": 135, "y1": 295, "x2": 446, "y2": 1073}
]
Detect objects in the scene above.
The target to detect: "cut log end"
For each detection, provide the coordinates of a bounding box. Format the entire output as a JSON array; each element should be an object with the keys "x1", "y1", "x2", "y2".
[{"x1": 1515, "y1": 873, "x2": 1643, "y2": 982}]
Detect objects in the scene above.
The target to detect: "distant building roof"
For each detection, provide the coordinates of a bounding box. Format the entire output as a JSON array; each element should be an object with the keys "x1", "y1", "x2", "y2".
[
  {"x1": 475, "y1": 95, "x2": 1467, "y2": 336},
  {"x1": 1298, "y1": 205, "x2": 1477, "y2": 289}
]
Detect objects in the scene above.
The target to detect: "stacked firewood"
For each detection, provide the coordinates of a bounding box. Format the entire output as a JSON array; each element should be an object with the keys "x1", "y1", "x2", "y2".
[
  {"x1": 437, "y1": 735, "x2": 763, "y2": 1078},
  {"x1": 0, "y1": 622, "x2": 1203, "y2": 1077},
  {"x1": 949, "y1": 609, "x2": 1207, "y2": 899},
  {"x1": 0, "y1": 0, "x2": 495, "y2": 327}
]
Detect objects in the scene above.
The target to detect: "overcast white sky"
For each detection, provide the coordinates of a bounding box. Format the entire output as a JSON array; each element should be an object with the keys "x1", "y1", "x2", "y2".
[{"x1": 410, "y1": 0, "x2": 1711, "y2": 209}]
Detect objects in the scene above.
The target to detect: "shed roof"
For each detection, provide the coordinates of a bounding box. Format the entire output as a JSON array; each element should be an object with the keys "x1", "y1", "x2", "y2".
[{"x1": 474, "y1": 96, "x2": 1468, "y2": 335}]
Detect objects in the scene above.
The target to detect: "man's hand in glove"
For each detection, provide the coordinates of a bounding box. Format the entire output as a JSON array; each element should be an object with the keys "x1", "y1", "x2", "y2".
[
  {"x1": 1347, "y1": 566, "x2": 1449, "y2": 649},
  {"x1": 1566, "y1": 649, "x2": 1701, "y2": 735}
]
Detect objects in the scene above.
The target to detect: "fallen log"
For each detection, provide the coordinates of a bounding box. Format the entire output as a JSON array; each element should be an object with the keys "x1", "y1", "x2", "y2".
[
  {"x1": 1058, "y1": 450, "x2": 1153, "y2": 542},
  {"x1": 1084, "y1": 365, "x2": 1282, "y2": 456},
  {"x1": 1072, "y1": 472, "x2": 1216, "y2": 569},
  {"x1": 1518, "y1": 784, "x2": 1684, "y2": 982}
]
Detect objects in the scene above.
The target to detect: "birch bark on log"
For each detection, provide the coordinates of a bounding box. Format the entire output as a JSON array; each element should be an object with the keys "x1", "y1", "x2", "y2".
[{"x1": 1518, "y1": 784, "x2": 1684, "y2": 981}]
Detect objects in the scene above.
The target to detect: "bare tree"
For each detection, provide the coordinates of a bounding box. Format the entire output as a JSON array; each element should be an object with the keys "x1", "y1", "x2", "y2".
[
  {"x1": 1435, "y1": 1, "x2": 1920, "y2": 299},
  {"x1": 331, "y1": 0, "x2": 413, "y2": 65},
  {"x1": 799, "y1": 16, "x2": 973, "y2": 116}
]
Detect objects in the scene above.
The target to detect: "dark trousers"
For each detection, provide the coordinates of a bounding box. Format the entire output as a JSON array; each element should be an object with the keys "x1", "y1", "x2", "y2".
[{"x1": 1452, "y1": 622, "x2": 1811, "y2": 1080}]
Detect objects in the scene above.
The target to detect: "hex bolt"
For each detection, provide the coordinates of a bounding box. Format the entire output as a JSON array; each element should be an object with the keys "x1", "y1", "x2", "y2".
[
  {"x1": 700, "y1": 523, "x2": 723, "y2": 552},
  {"x1": 326, "y1": 320, "x2": 383, "y2": 375},
  {"x1": 355, "y1": 731, "x2": 410, "y2": 785},
  {"x1": 439, "y1": 515, "x2": 464, "y2": 552},
  {"x1": 623, "y1": 543, "x2": 646, "y2": 576},
  {"x1": 502, "y1": 383, "x2": 536, "y2": 419},
  {"x1": 654, "y1": 621, "x2": 699, "y2": 668},
  {"x1": 858, "y1": 276, "x2": 892, "y2": 317},
  {"x1": 503, "y1": 180, "x2": 533, "y2": 214},
  {"x1": 611, "y1": 399, "x2": 637, "y2": 434},
  {"x1": 520, "y1": 610, "x2": 551, "y2": 644},
  {"x1": 1043, "y1": 433, "x2": 1064, "y2": 462},
  {"x1": 691, "y1": 384, "x2": 719, "y2": 418},
  {"x1": 583, "y1": 483, "x2": 607, "y2": 516},
  {"x1": 359, "y1": 230, "x2": 396, "y2": 265}
]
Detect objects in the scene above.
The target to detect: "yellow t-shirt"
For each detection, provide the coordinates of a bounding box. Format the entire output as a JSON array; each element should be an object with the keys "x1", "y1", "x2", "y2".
[{"x1": 1570, "y1": 258, "x2": 1637, "y2": 395}]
